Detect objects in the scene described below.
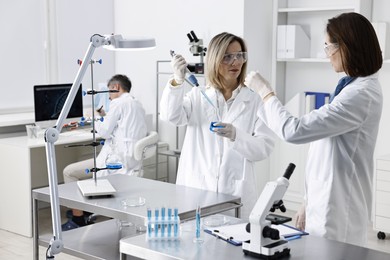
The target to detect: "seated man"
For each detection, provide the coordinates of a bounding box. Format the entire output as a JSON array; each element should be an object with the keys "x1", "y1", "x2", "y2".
[{"x1": 62, "y1": 74, "x2": 148, "y2": 231}]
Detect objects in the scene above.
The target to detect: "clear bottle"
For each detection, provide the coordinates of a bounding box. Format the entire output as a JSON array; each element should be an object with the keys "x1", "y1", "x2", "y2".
[{"x1": 105, "y1": 141, "x2": 123, "y2": 171}]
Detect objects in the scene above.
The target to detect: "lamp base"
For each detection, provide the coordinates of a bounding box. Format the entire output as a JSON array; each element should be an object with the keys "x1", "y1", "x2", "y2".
[{"x1": 77, "y1": 179, "x2": 116, "y2": 197}]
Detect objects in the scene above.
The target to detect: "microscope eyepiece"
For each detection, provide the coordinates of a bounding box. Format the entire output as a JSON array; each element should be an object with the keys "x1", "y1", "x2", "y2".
[
  {"x1": 283, "y1": 163, "x2": 296, "y2": 180},
  {"x1": 190, "y1": 30, "x2": 199, "y2": 43},
  {"x1": 187, "y1": 33, "x2": 194, "y2": 42}
]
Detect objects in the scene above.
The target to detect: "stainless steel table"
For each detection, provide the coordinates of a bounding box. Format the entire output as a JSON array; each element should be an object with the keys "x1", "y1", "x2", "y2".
[
  {"x1": 120, "y1": 220, "x2": 390, "y2": 260},
  {"x1": 32, "y1": 174, "x2": 241, "y2": 260}
]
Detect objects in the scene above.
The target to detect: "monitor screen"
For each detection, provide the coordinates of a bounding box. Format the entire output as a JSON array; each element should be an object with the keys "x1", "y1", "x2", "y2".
[{"x1": 33, "y1": 83, "x2": 83, "y2": 122}]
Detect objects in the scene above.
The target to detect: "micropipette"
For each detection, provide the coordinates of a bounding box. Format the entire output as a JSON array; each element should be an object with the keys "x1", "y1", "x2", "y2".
[
  {"x1": 169, "y1": 50, "x2": 199, "y2": 87},
  {"x1": 169, "y1": 50, "x2": 219, "y2": 119}
]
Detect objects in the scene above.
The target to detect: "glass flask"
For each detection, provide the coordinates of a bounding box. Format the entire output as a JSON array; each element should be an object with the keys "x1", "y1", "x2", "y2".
[{"x1": 105, "y1": 141, "x2": 123, "y2": 170}]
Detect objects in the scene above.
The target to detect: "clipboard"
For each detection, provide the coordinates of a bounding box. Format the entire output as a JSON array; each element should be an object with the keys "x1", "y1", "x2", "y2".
[
  {"x1": 205, "y1": 222, "x2": 309, "y2": 246},
  {"x1": 273, "y1": 223, "x2": 309, "y2": 238},
  {"x1": 204, "y1": 228, "x2": 243, "y2": 246}
]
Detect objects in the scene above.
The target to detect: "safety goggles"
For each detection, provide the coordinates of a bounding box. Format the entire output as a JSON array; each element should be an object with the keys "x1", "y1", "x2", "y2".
[
  {"x1": 222, "y1": 51, "x2": 248, "y2": 65},
  {"x1": 324, "y1": 43, "x2": 339, "y2": 57}
]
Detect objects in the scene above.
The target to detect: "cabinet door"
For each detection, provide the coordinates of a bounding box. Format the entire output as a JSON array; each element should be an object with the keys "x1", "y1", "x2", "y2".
[{"x1": 374, "y1": 156, "x2": 390, "y2": 232}]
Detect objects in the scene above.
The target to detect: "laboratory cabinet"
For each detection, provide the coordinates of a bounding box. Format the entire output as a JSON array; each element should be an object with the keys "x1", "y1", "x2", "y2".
[
  {"x1": 374, "y1": 154, "x2": 390, "y2": 240},
  {"x1": 269, "y1": 0, "x2": 372, "y2": 210}
]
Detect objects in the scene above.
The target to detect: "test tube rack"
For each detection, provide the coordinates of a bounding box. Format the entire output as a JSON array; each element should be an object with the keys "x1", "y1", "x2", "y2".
[{"x1": 145, "y1": 208, "x2": 181, "y2": 241}]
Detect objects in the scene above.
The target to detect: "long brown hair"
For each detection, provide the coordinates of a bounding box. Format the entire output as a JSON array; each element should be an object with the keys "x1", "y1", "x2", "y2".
[{"x1": 326, "y1": 12, "x2": 382, "y2": 77}]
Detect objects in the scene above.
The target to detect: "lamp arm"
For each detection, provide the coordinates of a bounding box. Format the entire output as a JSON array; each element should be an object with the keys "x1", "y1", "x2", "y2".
[
  {"x1": 55, "y1": 36, "x2": 103, "y2": 132},
  {"x1": 44, "y1": 35, "x2": 106, "y2": 258}
]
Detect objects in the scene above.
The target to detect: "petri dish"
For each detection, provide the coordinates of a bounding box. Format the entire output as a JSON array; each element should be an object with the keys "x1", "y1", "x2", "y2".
[
  {"x1": 121, "y1": 197, "x2": 146, "y2": 207},
  {"x1": 203, "y1": 215, "x2": 229, "y2": 227}
]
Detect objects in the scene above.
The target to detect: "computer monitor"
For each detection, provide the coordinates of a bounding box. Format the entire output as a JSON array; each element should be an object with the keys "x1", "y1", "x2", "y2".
[{"x1": 33, "y1": 83, "x2": 83, "y2": 126}]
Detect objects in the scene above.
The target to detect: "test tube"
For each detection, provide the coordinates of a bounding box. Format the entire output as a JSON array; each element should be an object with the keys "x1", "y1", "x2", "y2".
[
  {"x1": 174, "y1": 208, "x2": 179, "y2": 238},
  {"x1": 196, "y1": 206, "x2": 201, "y2": 239},
  {"x1": 168, "y1": 208, "x2": 172, "y2": 238},
  {"x1": 193, "y1": 205, "x2": 203, "y2": 243},
  {"x1": 161, "y1": 207, "x2": 166, "y2": 237},
  {"x1": 155, "y1": 208, "x2": 159, "y2": 237},
  {"x1": 147, "y1": 208, "x2": 152, "y2": 238}
]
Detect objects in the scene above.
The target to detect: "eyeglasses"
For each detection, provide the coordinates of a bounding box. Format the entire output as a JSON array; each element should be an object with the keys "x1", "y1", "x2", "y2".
[
  {"x1": 324, "y1": 43, "x2": 339, "y2": 57},
  {"x1": 222, "y1": 52, "x2": 247, "y2": 65}
]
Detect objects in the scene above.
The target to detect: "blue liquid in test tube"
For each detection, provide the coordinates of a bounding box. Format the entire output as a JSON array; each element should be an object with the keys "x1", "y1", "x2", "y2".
[
  {"x1": 196, "y1": 206, "x2": 201, "y2": 239},
  {"x1": 155, "y1": 208, "x2": 159, "y2": 237},
  {"x1": 174, "y1": 208, "x2": 179, "y2": 238},
  {"x1": 193, "y1": 205, "x2": 204, "y2": 243},
  {"x1": 167, "y1": 208, "x2": 172, "y2": 237},
  {"x1": 161, "y1": 207, "x2": 166, "y2": 237},
  {"x1": 147, "y1": 208, "x2": 152, "y2": 238}
]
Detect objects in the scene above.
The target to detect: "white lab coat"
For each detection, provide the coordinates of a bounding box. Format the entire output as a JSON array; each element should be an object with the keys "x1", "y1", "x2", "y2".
[
  {"x1": 95, "y1": 93, "x2": 147, "y2": 177},
  {"x1": 259, "y1": 73, "x2": 383, "y2": 246},
  {"x1": 160, "y1": 82, "x2": 275, "y2": 219}
]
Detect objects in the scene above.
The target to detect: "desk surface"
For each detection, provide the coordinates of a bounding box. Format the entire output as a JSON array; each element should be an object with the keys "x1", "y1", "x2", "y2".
[
  {"x1": 33, "y1": 174, "x2": 241, "y2": 226},
  {"x1": 0, "y1": 127, "x2": 96, "y2": 148},
  {"x1": 120, "y1": 221, "x2": 390, "y2": 260},
  {"x1": 33, "y1": 175, "x2": 241, "y2": 259}
]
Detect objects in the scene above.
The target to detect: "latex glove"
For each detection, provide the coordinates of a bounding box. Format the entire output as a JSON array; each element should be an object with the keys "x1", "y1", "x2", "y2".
[
  {"x1": 211, "y1": 122, "x2": 236, "y2": 141},
  {"x1": 295, "y1": 203, "x2": 306, "y2": 231},
  {"x1": 170, "y1": 54, "x2": 187, "y2": 85},
  {"x1": 244, "y1": 71, "x2": 274, "y2": 99}
]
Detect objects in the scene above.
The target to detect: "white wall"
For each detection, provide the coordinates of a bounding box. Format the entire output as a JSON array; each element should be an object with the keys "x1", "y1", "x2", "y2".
[
  {"x1": 372, "y1": 0, "x2": 390, "y2": 158},
  {"x1": 113, "y1": 0, "x2": 245, "y2": 116},
  {"x1": 0, "y1": 0, "x2": 47, "y2": 112},
  {"x1": 0, "y1": 0, "x2": 114, "y2": 114},
  {"x1": 54, "y1": 0, "x2": 115, "y2": 103}
]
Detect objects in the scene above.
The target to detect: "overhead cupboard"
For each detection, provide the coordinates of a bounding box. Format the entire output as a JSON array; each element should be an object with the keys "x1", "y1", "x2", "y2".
[{"x1": 268, "y1": 0, "x2": 374, "y2": 209}]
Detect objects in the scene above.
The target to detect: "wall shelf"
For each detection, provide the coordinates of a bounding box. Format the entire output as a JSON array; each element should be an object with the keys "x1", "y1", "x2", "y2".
[
  {"x1": 278, "y1": 6, "x2": 355, "y2": 13},
  {"x1": 277, "y1": 58, "x2": 329, "y2": 63}
]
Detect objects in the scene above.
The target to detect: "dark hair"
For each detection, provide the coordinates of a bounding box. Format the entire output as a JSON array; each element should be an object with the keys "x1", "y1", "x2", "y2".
[
  {"x1": 326, "y1": 12, "x2": 382, "y2": 77},
  {"x1": 108, "y1": 74, "x2": 132, "y2": 92}
]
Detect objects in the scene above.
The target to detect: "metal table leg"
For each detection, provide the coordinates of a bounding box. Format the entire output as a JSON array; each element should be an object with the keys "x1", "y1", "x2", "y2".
[{"x1": 33, "y1": 198, "x2": 39, "y2": 260}]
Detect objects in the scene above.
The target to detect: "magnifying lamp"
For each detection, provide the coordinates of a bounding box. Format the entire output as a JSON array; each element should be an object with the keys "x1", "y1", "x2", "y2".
[{"x1": 43, "y1": 33, "x2": 155, "y2": 258}]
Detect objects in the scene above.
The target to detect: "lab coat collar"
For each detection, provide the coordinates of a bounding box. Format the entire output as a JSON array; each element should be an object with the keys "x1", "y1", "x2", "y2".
[
  {"x1": 225, "y1": 86, "x2": 251, "y2": 123},
  {"x1": 201, "y1": 85, "x2": 251, "y2": 124}
]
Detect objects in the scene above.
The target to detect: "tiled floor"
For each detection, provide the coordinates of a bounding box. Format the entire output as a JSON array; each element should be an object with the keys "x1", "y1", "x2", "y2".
[{"x1": 1, "y1": 208, "x2": 389, "y2": 259}]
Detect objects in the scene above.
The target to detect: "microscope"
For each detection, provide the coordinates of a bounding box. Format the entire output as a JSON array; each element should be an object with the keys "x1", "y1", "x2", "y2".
[
  {"x1": 186, "y1": 30, "x2": 206, "y2": 74},
  {"x1": 242, "y1": 163, "x2": 296, "y2": 259}
]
